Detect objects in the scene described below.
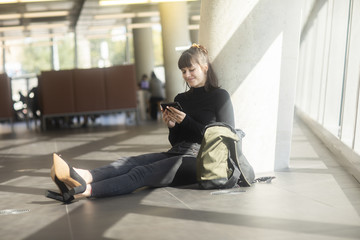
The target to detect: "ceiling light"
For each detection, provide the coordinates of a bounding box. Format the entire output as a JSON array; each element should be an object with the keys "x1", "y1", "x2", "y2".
[
  {"x1": 0, "y1": 35, "x2": 22, "y2": 41},
  {"x1": 2, "y1": 41, "x2": 55, "y2": 48},
  {"x1": 30, "y1": 33, "x2": 65, "y2": 40},
  {"x1": 191, "y1": 15, "x2": 200, "y2": 21},
  {"x1": 86, "y1": 34, "x2": 112, "y2": 39},
  {"x1": 136, "y1": 11, "x2": 159, "y2": 17},
  {"x1": 99, "y1": 0, "x2": 147, "y2": 6},
  {"x1": 151, "y1": 0, "x2": 195, "y2": 2},
  {"x1": 85, "y1": 31, "x2": 132, "y2": 40},
  {"x1": 188, "y1": 24, "x2": 199, "y2": 30},
  {"x1": 0, "y1": 11, "x2": 68, "y2": 20},
  {"x1": 128, "y1": 22, "x2": 158, "y2": 29},
  {"x1": 2, "y1": 19, "x2": 20, "y2": 26},
  {"x1": 0, "y1": 0, "x2": 63, "y2": 3},
  {"x1": 94, "y1": 11, "x2": 158, "y2": 20},
  {"x1": 0, "y1": 0, "x2": 17, "y2": 3},
  {"x1": 99, "y1": 0, "x2": 194, "y2": 6},
  {"x1": 88, "y1": 25, "x2": 121, "y2": 31},
  {"x1": 0, "y1": 26, "x2": 24, "y2": 32},
  {"x1": 23, "y1": 11, "x2": 68, "y2": 18},
  {"x1": 19, "y1": 0, "x2": 63, "y2": 2},
  {"x1": 94, "y1": 13, "x2": 136, "y2": 20},
  {"x1": 0, "y1": 32, "x2": 67, "y2": 43},
  {"x1": 27, "y1": 23, "x2": 68, "y2": 30},
  {"x1": 0, "y1": 14, "x2": 21, "y2": 20}
]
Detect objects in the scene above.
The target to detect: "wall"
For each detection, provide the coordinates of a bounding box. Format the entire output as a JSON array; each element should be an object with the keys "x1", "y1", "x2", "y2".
[{"x1": 199, "y1": 0, "x2": 302, "y2": 173}]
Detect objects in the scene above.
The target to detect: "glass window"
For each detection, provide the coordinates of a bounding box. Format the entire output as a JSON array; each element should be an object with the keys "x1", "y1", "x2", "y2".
[
  {"x1": 77, "y1": 29, "x2": 133, "y2": 69},
  {"x1": 322, "y1": 0, "x2": 349, "y2": 136},
  {"x1": 153, "y1": 25, "x2": 163, "y2": 67},
  {"x1": 20, "y1": 40, "x2": 52, "y2": 75},
  {"x1": 57, "y1": 33, "x2": 75, "y2": 70}
]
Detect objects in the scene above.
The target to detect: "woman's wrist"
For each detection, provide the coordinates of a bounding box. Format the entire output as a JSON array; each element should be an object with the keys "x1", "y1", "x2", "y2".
[{"x1": 167, "y1": 120, "x2": 176, "y2": 128}]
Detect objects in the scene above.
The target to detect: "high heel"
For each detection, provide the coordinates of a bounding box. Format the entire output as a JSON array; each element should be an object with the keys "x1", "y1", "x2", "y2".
[
  {"x1": 53, "y1": 153, "x2": 87, "y2": 196},
  {"x1": 45, "y1": 189, "x2": 74, "y2": 203},
  {"x1": 46, "y1": 190, "x2": 64, "y2": 202},
  {"x1": 46, "y1": 164, "x2": 75, "y2": 203}
]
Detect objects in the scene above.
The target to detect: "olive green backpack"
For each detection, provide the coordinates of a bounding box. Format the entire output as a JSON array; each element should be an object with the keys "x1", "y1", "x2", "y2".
[{"x1": 196, "y1": 122, "x2": 255, "y2": 189}]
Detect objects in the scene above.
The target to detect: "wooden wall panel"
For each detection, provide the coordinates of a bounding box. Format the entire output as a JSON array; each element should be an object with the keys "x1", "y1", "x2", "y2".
[
  {"x1": 104, "y1": 65, "x2": 137, "y2": 110},
  {"x1": 0, "y1": 73, "x2": 13, "y2": 119},
  {"x1": 38, "y1": 70, "x2": 75, "y2": 115},
  {"x1": 73, "y1": 68, "x2": 106, "y2": 112}
]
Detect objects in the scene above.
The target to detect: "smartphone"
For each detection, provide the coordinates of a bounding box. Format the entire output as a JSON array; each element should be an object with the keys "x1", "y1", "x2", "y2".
[{"x1": 160, "y1": 102, "x2": 183, "y2": 111}]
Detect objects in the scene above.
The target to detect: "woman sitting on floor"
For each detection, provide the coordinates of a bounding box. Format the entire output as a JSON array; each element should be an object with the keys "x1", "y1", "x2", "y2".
[{"x1": 47, "y1": 44, "x2": 235, "y2": 203}]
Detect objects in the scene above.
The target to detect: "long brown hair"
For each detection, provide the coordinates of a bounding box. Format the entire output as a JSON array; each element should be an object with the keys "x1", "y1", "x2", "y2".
[{"x1": 178, "y1": 44, "x2": 219, "y2": 91}]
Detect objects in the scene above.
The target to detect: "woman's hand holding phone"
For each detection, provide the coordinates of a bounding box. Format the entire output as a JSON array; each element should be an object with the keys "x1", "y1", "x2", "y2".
[
  {"x1": 161, "y1": 103, "x2": 186, "y2": 128},
  {"x1": 161, "y1": 107, "x2": 175, "y2": 128}
]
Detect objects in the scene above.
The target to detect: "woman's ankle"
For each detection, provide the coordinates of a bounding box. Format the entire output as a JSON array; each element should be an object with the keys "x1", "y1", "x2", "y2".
[
  {"x1": 73, "y1": 168, "x2": 93, "y2": 184},
  {"x1": 74, "y1": 184, "x2": 92, "y2": 199}
]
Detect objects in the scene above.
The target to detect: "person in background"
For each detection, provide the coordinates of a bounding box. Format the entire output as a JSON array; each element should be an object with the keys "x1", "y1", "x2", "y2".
[
  {"x1": 139, "y1": 74, "x2": 149, "y2": 90},
  {"x1": 149, "y1": 71, "x2": 165, "y2": 120}
]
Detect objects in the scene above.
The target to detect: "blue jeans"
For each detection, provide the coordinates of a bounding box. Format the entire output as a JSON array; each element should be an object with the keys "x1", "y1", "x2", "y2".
[{"x1": 90, "y1": 152, "x2": 197, "y2": 198}]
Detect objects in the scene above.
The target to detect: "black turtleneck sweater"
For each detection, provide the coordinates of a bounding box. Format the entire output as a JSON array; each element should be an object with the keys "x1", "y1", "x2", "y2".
[{"x1": 168, "y1": 87, "x2": 235, "y2": 146}]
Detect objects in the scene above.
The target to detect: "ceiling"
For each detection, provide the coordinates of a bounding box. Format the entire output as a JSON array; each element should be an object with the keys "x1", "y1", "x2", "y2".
[{"x1": 0, "y1": 0, "x2": 201, "y2": 42}]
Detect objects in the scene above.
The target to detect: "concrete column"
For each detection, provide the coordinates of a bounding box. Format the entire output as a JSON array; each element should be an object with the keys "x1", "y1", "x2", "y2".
[
  {"x1": 132, "y1": 17, "x2": 154, "y2": 83},
  {"x1": 50, "y1": 37, "x2": 55, "y2": 70},
  {"x1": 159, "y1": 2, "x2": 191, "y2": 101},
  {"x1": 199, "y1": 0, "x2": 302, "y2": 172},
  {"x1": 1, "y1": 41, "x2": 5, "y2": 73},
  {"x1": 74, "y1": 30, "x2": 78, "y2": 68}
]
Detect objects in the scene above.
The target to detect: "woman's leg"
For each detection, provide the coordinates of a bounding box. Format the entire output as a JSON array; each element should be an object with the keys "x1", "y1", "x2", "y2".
[
  {"x1": 90, "y1": 155, "x2": 196, "y2": 198},
  {"x1": 71, "y1": 152, "x2": 172, "y2": 185},
  {"x1": 170, "y1": 156, "x2": 197, "y2": 186},
  {"x1": 70, "y1": 152, "x2": 172, "y2": 199},
  {"x1": 90, "y1": 152, "x2": 171, "y2": 182}
]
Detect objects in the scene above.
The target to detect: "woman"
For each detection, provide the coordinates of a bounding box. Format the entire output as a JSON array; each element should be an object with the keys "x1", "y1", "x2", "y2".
[{"x1": 47, "y1": 44, "x2": 235, "y2": 203}]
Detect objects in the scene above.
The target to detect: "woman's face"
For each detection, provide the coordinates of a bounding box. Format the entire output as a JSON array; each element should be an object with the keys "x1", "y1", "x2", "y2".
[{"x1": 181, "y1": 63, "x2": 208, "y2": 88}]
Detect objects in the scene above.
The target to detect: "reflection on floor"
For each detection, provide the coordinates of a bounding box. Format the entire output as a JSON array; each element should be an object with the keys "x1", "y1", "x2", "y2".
[{"x1": 0, "y1": 115, "x2": 359, "y2": 240}]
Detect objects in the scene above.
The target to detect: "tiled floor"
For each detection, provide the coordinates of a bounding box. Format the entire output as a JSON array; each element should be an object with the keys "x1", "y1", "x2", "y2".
[{"x1": 0, "y1": 115, "x2": 360, "y2": 240}]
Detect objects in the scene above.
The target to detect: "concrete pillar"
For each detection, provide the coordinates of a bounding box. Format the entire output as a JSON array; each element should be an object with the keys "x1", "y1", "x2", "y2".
[
  {"x1": 50, "y1": 37, "x2": 55, "y2": 70},
  {"x1": 199, "y1": 0, "x2": 302, "y2": 172},
  {"x1": 159, "y1": 2, "x2": 191, "y2": 101},
  {"x1": 132, "y1": 17, "x2": 154, "y2": 83},
  {"x1": 1, "y1": 41, "x2": 5, "y2": 73},
  {"x1": 74, "y1": 31, "x2": 78, "y2": 68}
]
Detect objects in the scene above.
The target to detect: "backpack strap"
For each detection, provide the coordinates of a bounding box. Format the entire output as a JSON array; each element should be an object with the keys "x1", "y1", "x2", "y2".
[{"x1": 222, "y1": 153, "x2": 241, "y2": 188}]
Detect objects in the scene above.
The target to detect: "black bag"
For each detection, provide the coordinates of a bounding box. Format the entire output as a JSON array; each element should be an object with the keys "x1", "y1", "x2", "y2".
[{"x1": 196, "y1": 122, "x2": 255, "y2": 189}]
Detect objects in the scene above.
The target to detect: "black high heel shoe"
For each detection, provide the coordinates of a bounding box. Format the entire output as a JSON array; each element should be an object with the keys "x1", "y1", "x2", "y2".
[
  {"x1": 46, "y1": 176, "x2": 75, "y2": 203},
  {"x1": 53, "y1": 153, "x2": 87, "y2": 198},
  {"x1": 46, "y1": 190, "x2": 65, "y2": 202},
  {"x1": 46, "y1": 165, "x2": 75, "y2": 203}
]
